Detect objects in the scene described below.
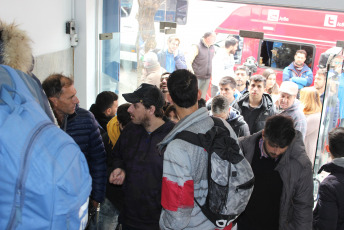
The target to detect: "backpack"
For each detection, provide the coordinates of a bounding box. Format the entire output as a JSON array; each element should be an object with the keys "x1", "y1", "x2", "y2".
[
  {"x1": 0, "y1": 65, "x2": 92, "y2": 229},
  {"x1": 174, "y1": 117, "x2": 254, "y2": 228}
]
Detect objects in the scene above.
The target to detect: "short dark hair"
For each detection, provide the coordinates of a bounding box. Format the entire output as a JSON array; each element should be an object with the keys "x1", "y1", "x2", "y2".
[
  {"x1": 198, "y1": 98, "x2": 206, "y2": 108},
  {"x1": 142, "y1": 87, "x2": 165, "y2": 118},
  {"x1": 328, "y1": 127, "x2": 344, "y2": 158},
  {"x1": 250, "y1": 74, "x2": 266, "y2": 87},
  {"x1": 42, "y1": 74, "x2": 74, "y2": 98},
  {"x1": 165, "y1": 104, "x2": 177, "y2": 117},
  {"x1": 296, "y1": 49, "x2": 307, "y2": 57},
  {"x1": 317, "y1": 68, "x2": 327, "y2": 76},
  {"x1": 235, "y1": 65, "x2": 249, "y2": 75},
  {"x1": 167, "y1": 69, "x2": 198, "y2": 108},
  {"x1": 211, "y1": 95, "x2": 229, "y2": 115},
  {"x1": 117, "y1": 103, "x2": 131, "y2": 127},
  {"x1": 95, "y1": 91, "x2": 118, "y2": 112},
  {"x1": 225, "y1": 37, "x2": 238, "y2": 49},
  {"x1": 263, "y1": 115, "x2": 296, "y2": 148},
  {"x1": 219, "y1": 76, "x2": 236, "y2": 89},
  {"x1": 203, "y1": 31, "x2": 215, "y2": 39}
]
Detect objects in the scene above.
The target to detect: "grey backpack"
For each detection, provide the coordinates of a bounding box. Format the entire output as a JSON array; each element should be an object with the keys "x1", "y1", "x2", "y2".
[{"x1": 174, "y1": 117, "x2": 254, "y2": 228}]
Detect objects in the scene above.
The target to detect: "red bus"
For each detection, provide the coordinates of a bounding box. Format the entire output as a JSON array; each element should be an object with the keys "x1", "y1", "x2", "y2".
[{"x1": 215, "y1": 4, "x2": 344, "y2": 85}]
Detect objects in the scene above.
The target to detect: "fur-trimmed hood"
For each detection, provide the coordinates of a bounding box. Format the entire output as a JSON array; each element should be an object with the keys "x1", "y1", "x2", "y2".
[{"x1": 0, "y1": 20, "x2": 33, "y2": 73}]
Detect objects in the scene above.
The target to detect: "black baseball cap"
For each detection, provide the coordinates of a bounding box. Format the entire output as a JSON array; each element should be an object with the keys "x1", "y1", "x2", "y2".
[{"x1": 122, "y1": 83, "x2": 165, "y2": 109}]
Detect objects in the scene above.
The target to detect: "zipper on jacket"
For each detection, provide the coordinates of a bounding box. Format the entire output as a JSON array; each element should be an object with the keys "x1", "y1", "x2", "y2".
[{"x1": 6, "y1": 122, "x2": 54, "y2": 230}]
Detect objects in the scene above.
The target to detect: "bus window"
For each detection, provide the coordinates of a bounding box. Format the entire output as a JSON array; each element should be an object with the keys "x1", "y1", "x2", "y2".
[
  {"x1": 215, "y1": 33, "x2": 244, "y2": 64},
  {"x1": 259, "y1": 40, "x2": 315, "y2": 70},
  {"x1": 154, "y1": 0, "x2": 188, "y2": 25}
]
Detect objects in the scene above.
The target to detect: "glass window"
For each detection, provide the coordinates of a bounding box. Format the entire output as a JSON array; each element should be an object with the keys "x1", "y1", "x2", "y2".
[{"x1": 259, "y1": 40, "x2": 315, "y2": 70}]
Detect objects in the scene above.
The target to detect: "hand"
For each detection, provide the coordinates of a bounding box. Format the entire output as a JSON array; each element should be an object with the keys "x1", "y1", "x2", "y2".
[
  {"x1": 109, "y1": 168, "x2": 126, "y2": 185},
  {"x1": 91, "y1": 199, "x2": 99, "y2": 209}
]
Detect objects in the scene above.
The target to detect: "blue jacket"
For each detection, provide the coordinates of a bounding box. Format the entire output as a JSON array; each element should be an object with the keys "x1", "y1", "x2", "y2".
[
  {"x1": 157, "y1": 49, "x2": 187, "y2": 72},
  {"x1": 62, "y1": 106, "x2": 107, "y2": 203},
  {"x1": 283, "y1": 63, "x2": 313, "y2": 89}
]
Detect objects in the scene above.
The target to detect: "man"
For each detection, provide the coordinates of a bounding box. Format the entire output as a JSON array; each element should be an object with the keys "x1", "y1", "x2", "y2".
[
  {"x1": 159, "y1": 72, "x2": 171, "y2": 111},
  {"x1": 186, "y1": 31, "x2": 216, "y2": 99},
  {"x1": 157, "y1": 35, "x2": 187, "y2": 73},
  {"x1": 211, "y1": 37, "x2": 239, "y2": 97},
  {"x1": 314, "y1": 68, "x2": 339, "y2": 129},
  {"x1": 206, "y1": 76, "x2": 241, "y2": 110},
  {"x1": 42, "y1": 74, "x2": 107, "y2": 209},
  {"x1": 158, "y1": 69, "x2": 239, "y2": 229},
  {"x1": 283, "y1": 49, "x2": 313, "y2": 90},
  {"x1": 89, "y1": 91, "x2": 118, "y2": 133},
  {"x1": 234, "y1": 75, "x2": 275, "y2": 135},
  {"x1": 236, "y1": 115, "x2": 313, "y2": 230},
  {"x1": 212, "y1": 95, "x2": 250, "y2": 137},
  {"x1": 235, "y1": 65, "x2": 250, "y2": 95},
  {"x1": 278, "y1": 81, "x2": 307, "y2": 138},
  {"x1": 108, "y1": 83, "x2": 174, "y2": 230}
]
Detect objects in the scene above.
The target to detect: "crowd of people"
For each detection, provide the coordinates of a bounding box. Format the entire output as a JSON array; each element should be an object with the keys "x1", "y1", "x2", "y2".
[{"x1": 1, "y1": 21, "x2": 344, "y2": 230}]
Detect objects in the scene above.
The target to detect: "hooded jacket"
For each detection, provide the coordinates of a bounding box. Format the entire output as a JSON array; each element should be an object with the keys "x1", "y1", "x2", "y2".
[
  {"x1": 226, "y1": 107, "x2": 250, "y2": 137},
  {"x1": 109, "y1": 119, "x2": 174, "y2": 230},
  {"x1": 158, "y1": 107, "x2": 239, "y2": 230},
  {"x1": 239, "y1": 131, "x2": 313, "y2": 230},
  {"x1": 313, "y1": 159, "x2": 344, "y2": 230},
  {"x1": 234, "y1": 92, "x2": 276, "y2": 134}
]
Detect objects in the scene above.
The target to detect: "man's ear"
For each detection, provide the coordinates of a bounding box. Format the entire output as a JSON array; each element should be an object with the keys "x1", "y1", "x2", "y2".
[
  {"x1": 325, "y1": 144, "x2": 330, "y2": 153},
  {"x1": 104, "y1": 108, "x2": 111, "y2": 116},
  {"x1": 149, "y1": 105, "x2": 156, "y2": 115},
  {"x1": 197, "y1": 89, "x2": 202, "y2": 100},
  {"x1": 262, "y1": 130, "x2": 265, "y2": 139}
]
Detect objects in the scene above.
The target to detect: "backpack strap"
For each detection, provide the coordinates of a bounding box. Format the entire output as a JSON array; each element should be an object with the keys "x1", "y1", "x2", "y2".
[{"x1": 174, "y1": 130, "x2": 203, "y2": 148}]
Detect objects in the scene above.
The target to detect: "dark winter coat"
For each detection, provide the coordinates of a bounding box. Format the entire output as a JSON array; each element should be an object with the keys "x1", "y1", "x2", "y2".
[
  {"x1": 226, "y1": 107, "x2": 250, "y2": 137},
  {"x1": 313, "y1": 162, "x2": 344, "y2": 230},
  {"x1": 109, "y1": 119, "x2": 175, "y2": 230},
  {"x1": 62, "y1": 106, "x2": 107, "y2": 203},
  {"x1": 234, "y1": 92, "x2": 276, "y2": 134}
]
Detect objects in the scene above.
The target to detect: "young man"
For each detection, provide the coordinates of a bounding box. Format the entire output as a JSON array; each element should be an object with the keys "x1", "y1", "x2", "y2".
[
  {"x1": 186, "y1": 31, "x2": 216, "y2": 99},
  {"x1": 237, "y1": 115, "x2": 313, "y2": 230},
  {"x1": 158, "y1": 69, "x2": 240, "y2": 229},
  {"x1": 206, "y1": 76, "x2": 241, "y2": 110},
  {"x1": 282, "y1": 49, "x2": 313, "y2": 90},
  {"x1": 42, "y1": 74, "x2": 107, "y2": 210},
  {"x1": 234, "y1": 75, "x2": 275, "y2": 134},
  {"x1": 313, "y1": 127, "x2": 344, "y2": 230},
  {"x1": 212, "y1": 94, "x2": 250, "y2": 137},
  {"x1": 157, "y1": 35, "x2": 187, "y2": 73},
  {"x1": 211, "y1": 37, "x2": 239, "y2": 97},
  {"x1": 108, "y1": 83, "x2": 174, "y2": 230},
  {"x1": 278, "y1": 81, "x2": 307, "y2": 138},
  {"x1": 235, "y1": 65, "x2": 250, "y2": 94},
  {"x1": 89, "y1": 91, "x2": 118, "y2": 133}
]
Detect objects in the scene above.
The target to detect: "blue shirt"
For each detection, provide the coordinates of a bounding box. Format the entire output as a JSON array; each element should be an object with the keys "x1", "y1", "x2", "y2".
[{"x1": 165, "y1": 51, "x2": 175, "y2": 73}]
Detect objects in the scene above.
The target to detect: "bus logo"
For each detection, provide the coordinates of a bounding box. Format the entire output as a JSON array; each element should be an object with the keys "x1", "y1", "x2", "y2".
[
  {"x1": 324, "y1": 15, "x2": 337, "y2": 27},
  {"x1": 267, "y1": 10, "x2": 280, "y2": 22}
]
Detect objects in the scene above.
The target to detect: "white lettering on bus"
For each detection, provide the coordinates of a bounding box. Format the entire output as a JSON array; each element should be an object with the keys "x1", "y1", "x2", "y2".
[{"x1": 279, "y1": 17, "x2": 289, "y2": 22}]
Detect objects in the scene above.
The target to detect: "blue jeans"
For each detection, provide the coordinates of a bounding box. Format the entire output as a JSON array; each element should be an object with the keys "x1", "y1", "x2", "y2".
[{"x1": 87, "y1": 198, "x2": 120, "y2": 230}]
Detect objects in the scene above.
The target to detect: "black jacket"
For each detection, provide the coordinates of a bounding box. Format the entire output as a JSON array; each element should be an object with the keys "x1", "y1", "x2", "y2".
[
  {"x1": 313, "y1": 162, "x2": 344, "y2": 230},
  {"x1": 226, "y1": 107, "x2": 250, "y2": 137},
  {"x1": 233, "y1": 92, "x2": 276, "y2": 134}
]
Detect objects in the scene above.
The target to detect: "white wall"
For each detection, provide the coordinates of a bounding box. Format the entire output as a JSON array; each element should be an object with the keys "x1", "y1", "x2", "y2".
[
  {"x1": 0, "y1": 0, "x2": 99, "y2": 109},
  {"x1": 0, "y1": 0, "x2": 71, "y2": 56}
]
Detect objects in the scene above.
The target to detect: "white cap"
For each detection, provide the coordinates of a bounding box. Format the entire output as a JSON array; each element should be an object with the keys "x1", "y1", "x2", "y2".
[{"x1": 279, "y1": 81, "x2": 298, "y2": 95}]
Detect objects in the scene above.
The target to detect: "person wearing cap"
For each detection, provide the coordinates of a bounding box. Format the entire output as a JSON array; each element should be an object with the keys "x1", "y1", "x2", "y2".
[
  {"x1": 278, "y1": 81, "x2": 307, "y2": 138},
  {"x1": 108, "y1": 83, "x2": 174, "y2": 230},
  {"x1": 141, "y1": 52, "x2": 166, "y2": 88}
]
